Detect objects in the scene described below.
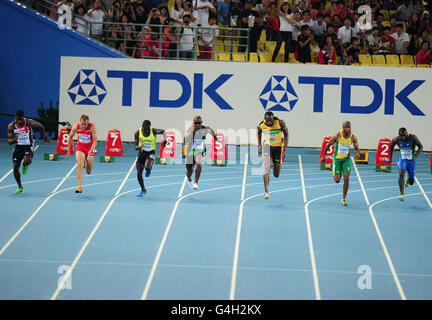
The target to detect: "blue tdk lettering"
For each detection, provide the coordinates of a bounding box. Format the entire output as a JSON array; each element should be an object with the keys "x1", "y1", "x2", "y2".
[
  {"x1": 107, "y1": 70, "x2": 148, "y2": 107},
  {"x1": 341, "y1": 78, "x2": 383, "y2": 114}
]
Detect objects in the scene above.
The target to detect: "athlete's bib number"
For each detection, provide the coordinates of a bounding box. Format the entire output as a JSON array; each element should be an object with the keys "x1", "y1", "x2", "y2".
[
  {"x1": 142, "y1": 142, "x2": 153, "y2": 152},
  {"x1": 78, "y1": 134, "x2": 91, "y2": 144},
  {"x1": 338, "y1": 144, "x2": 350, "y2": 155},
  {"x1": 193, "y1": 139, "x2": 205, "y2": 150},
  {"x1": 401, "y1": 149, "x2": 413, "y2": 160},
  {"x1": 17, "y1": 133, "x2": 30, "y2": 145}
]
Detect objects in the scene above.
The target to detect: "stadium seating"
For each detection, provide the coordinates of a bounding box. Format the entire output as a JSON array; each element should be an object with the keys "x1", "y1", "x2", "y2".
[
  {"x1": 385, "y1": 55, "x2": 400, "y2": 66},
  {"x1": 372, "y1": 54, "x2": 386, "y2": 65}
]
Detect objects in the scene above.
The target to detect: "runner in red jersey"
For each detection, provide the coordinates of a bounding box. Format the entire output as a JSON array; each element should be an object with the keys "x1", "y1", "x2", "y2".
[{"x1": 66, "y1": 114, "x2": 98, "y2": 193}]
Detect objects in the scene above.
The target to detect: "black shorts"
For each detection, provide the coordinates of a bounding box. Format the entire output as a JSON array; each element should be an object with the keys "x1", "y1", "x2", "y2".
[
  {"x1": 13, "y1": 145, "x2": 33, "y2": 163},
  {"x1": 263, "y1": 146, "x2": 282, "y2": 165},
  {"x1": 137, "y1": 150, "x2": 155, "y2": 164}
]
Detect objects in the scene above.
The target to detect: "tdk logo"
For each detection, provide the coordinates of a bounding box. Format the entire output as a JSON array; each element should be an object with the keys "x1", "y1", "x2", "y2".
[
  {"x1": 259, "y1": 76, "x2": 298, "y2": 111},
  {"x1": 68, "y1": 69, "x2": 107, "y2": 105},
  {"x1": 106, "y1": 71, "x2": 233, "y2": 110}
]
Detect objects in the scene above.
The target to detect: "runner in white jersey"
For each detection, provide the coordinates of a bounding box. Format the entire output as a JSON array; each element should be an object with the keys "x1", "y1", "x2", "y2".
[{"x1": 7, "y1": 110, "x2": 49, "y2": 194}]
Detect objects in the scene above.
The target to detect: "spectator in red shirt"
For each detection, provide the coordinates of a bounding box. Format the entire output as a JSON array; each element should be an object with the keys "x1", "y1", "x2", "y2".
[
  {"x1": 380, "y1": 26, "x2": 395, "y2": 53},
  {"x1": 416, "y1": 40, "x2": 432, "y2": 64},
  {"x1": 318, "y1": 34, "x2": 337, "y2": 64}
]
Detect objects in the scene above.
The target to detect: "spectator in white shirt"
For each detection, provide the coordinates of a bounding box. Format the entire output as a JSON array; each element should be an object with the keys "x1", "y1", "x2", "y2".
[
  {"x1": 312, "y1": 12, "x2": 327, "y2": 39},
  {"x1": 391, "y1": 23, "x2": 410, "y2": 54},
  {"x1": 198, "y1": 15, "x2": 219, "y2": 60},
  {"x1": 193, "y1": 0, "x2": 216, "y2": 27},
  {"x1": 338, "y1": 16, "x2": 356, "y2": 50},
  {"x1": 179, "y1": 14, "x2": 196, "y2": 59},
  {"x1": 272, "y1": 2, "x2": 294, "y2": 62},
  {"x1": 74, "y1": 5, "x2": 89, "y2": 35},
  {"x1": 87, "y1": 0, "x2": 107, "y2": 40},
  {"x1": 300, "y1": 10, "x2": 314, "y2": 28},
  {"x1": 172, "y1": 0, "x2": 186, "y2": 26}
]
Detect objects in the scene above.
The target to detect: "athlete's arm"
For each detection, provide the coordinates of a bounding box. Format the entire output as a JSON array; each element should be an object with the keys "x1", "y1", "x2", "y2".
[
  {"x1": 352, "y1": 134, "x2": 360, "y2": 160},
  {"x1": 412, "y1": 135, "x2": 423, "y2": 160},
  {"x1": 134, "y1": 130, "x2": 141, "y2": 151},
  {"x1": 66, "y1": 124, "x2": 78, "y2": 160},
  {"x1": 279, "y1": 119, "x2": 289, "y2": 156},
  {"x1": 389, "y1": 136, "x2": 398, "y2": 164},
  {"x1": 257, "y1": 124, "x2": 262, "y2": 155},
  {"x1": 27, "y1": 119, "x2": 49, "y2": 143},
  {"x1": 7, "y1": 123, "x2": 16, "y2": 145},
  {"x1": 90, "y1": 124, "x2": 98, "y2": 152},
  {"x1": 154, "y1": 128, "x2": 167, "y2": 146},
  {"x1": 320, "y1": 132, "x2": 340, "y2": 162}
]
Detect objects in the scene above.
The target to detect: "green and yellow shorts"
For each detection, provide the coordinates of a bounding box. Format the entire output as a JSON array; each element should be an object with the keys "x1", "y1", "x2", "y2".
[{"x1": 333, "y1": 157, "x2": 351, "y2": 176}]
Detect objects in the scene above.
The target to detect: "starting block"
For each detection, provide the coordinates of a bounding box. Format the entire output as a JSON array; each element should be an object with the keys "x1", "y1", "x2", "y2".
[
  {"x1": 156, "y1": 131, "x2": 176, "y2": 165},
  {"x1": 356, "y1": 151, "x2": 369, "y2": 164},
  {"x1": 99, "y1": 156, "x2": 115, "y2": 163},
  {"x1": 375, "y1": 138, "x2": 392, "y2": 173},
  {"x1": 211, "y1": 132, "x2": 227, "y2": 167},
  {"x1": 319, "y1": 136, "x2": 333, "y2": 170},
  {"x1": 155, "y1": 157, "x2": 171, "y2": 165},
  {"x1": 43, "y1": 153, "x2": 59, "y2": 161}
]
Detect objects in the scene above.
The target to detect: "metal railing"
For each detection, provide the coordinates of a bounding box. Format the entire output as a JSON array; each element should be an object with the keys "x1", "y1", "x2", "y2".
[{"x1": 20, "y1": 0, "x2": 252, "y2": 61}]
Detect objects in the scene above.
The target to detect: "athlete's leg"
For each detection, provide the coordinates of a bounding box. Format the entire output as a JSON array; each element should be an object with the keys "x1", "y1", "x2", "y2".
[
  {"x1": 333, "y1": 159, "x2": 342, "y2": 183},
  {"x1": 194, "y1": 154, "x2": 205, "y2": 184},
  {"x1": 75, "y1": 151, "x2": 86, "y2": 189},
  {"x1": 186, "y1": 163, "x2": 194, "y2": 182},
  {"x1": 13, "y1": 160, "x2": 23, "y2": 190},
  {"x1": 262, "y1": 150, "x2": 271, "y2": 195},
  {"x1": 273, "y1": 161, "x2": 281, "y2": 178},
  {"x1": 85, "y1": 155, "x2": 94, "y2": 175},
  {"x1": 342, "y1": 172, "x2": 350, "y2": 200},
  {"x1": 136, "y1": 161, "x2": 145, "y2": 190},
  {"x1": 144, "y1": 154, "x2": 155, "y2": 177},
  {"x1": 406, "y1": 160, "x2": 416, "y2": 186}
]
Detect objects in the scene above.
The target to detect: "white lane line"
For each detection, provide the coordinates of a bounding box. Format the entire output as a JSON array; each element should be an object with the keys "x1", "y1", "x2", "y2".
[
  {"x1": 241, "y1": 153, "x2": 248, "y2": 201},
  {"x1": 51, "y1": 164, "x2": 77, "y2": 194},
  {"x1": 229, "y1": 153, "x2": 249, "y2": 300},
  {"x1": 0, "y1": 145, "x2": 39, "y2": 183},
  {"x1": 352, "y1": 157, "x2": 406, "y2": 300},
  {"x1": 300, "y1": 155, "x2": 320, "y2": 300},
  {"x1": 50, "y1": 159, "x2": 137, "y2": 300},
  {"x1": 351, "y1": 156, "x2": 370, "y2": 206},
  {"x1": 414, "y1": 177, "x2": 432, "y2": 209},
  {"x1": 178, "y1": 176, "x2": 187, "y2": 199}
]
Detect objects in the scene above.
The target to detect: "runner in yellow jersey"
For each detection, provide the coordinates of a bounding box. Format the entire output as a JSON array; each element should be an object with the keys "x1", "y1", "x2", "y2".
[
  {"x1": 134, "y1": 120, "x2": 167, "y2": 197},
  {"x1": 320, "y1": 121, "x2": 360, "y2": 206},
  {"x1": 257, "y1": 111, "x2": 289, "y2": 200}
]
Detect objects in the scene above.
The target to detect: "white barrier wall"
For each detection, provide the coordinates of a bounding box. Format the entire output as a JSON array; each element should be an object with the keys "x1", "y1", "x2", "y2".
[{"x1": 60, "y1": 56, "x2": 432, "y2": 150}]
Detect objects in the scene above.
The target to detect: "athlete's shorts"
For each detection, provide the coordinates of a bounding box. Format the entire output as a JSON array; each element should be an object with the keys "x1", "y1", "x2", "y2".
[
  {"x1": 263, "y1": 146, "x2": 282, "y2": 165},
  {"x1": 333, "y1": 157, "x2": 351, "y2": 176},
  {"x1": 137, "y1": 150, "x2": 155, "y2": 164},
  {"x1": 13, "y1": 145, "x2": 33, "y2": 163},
  {"x1": 186, "y1": 150, "x2": 206, "y2": 166},
  {"x1": 76, "y1": 145, "x2": 92, "y2": 157},
  {"x1": 398, "y1": 158, "x2": 416, "y2": 179}
]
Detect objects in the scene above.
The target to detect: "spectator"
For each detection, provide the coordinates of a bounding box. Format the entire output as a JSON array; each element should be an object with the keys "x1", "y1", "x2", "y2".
[
  {"x1": 255, "y1": 0, "x2": 270, "y2": 20},
  {"x1": 332, "y1": 14, "x2": 342, "y2": 32},
  {"x1": 249, "y1": 15, "x2": 265, "y2": 53},
  {"x1": 159, "y1": 6, "x2": 170, "y2": 25},
  {"x1": 146, "y1": 7, "x2": 163, "y2": 35},
  {"x1": 184, "y1": 0, "x2": 198, "y2": 26},
  {"x1": 194, "y1": 0, "x2": 216, "y2": 27},
  {"x1": 217, "y1": 0, "x2": 231, "y2": 31},
  {"x1": 380, "y1": 26, "x2": 396, "y2": 53},
  {"x1": 391, "y1": 23, "x2": 410, "y2": 54},
  {"x1": 179, "y1": 14, "x2": 195, "y2": 59},
  {"x1": 297, "y1": 0, "x2": 308, "y2": 13},
  {"x1": 134, "y1": 6, "x2": 147, "y2": 32},
  {"x1": 143, "y1": 25, "x2": 162, "y2": 58},
  {"x1": 312, "y1": 12, "x2": 327, "y2": 43},
  {"x1": 238, "y1": 1, "x2": 256, "y2": 53},
  {"x1": 297, "y1": 25, "x2": 314, "y2": 62},
  {"x1": 323, "y1": 13, "x2": 331, "y2": 27},
  {"x1": 163, "y1": 18, "x2": 178, "y2": 58},
  {"x1": 338, "y1": 17, "x2": 357, "y2": 50},
  {"x1": 108, "y1": 1, "x2": 122, "y2": 23},
  {"x1": 418, "y1": 29, "x2": 430, "y2": 49},
  {"x1": 310, "y1": 1, "x2": 327, "y2": 20},
  {"x1": 325, "y1": 23, "x2": 340, "y2": 52},
  {"x1": 74, "y1": 5, "x2": 89, "y2": 35},
  {"x1": 291, "y1": 9, "x2": 303, "y2": 51},
  {"x1": 265, "y1": 1, "x2": 279, "y2": 41},
  {"x1": 132, "y1": 0, "x2": 147, "y2": 14},
  {"x1": 301, "y1": 10, "x2": 314, "y2": 28},
  {"x1": 198, "y1": 15, "x2": 219, "y2": 60},
  {"x1": 318, "y1": 33, "x2": 337, "y2": 64},
  {"x1": 416, "y1": 40, "x2": 432, "y2": 64},
  {"x1": 120, "y1": 25, "x2": 137, "y2": 57},
  {"x1": 229, "y1": 0, "x2": 243, "y2": 27},
  {"x1": 87, "y1": 0, "x2": 107, "y2": 40},
  {"x1": 346, "y1": 37, "x2": 360, "y2": 63},
  {"x1": 407, "y1": 13, "x2": 422, "y2": 37},
  {"x1": 106, "y1": 24, "x2": 123, "y2": 50},
  {"x1": 123, "y1": 1, "x2": 137, "y2": 23},
  {"x1": 389, "y1": 15, "x2": 398, "y2": 33},
  {"x1": 272, "y1": 1, "x2": 293, "y2": 63},
  {"x1": 172, "y1": 0, "x2": 185, "y2": 25},
  {"x1": 375, "y1": 12, "x2": 385, "y2": 36},
  {"x1": 368, "y1": 27, "x2": 382, "y2": 54},
  {"x1": 420, "y1": 10, "x2": 431, "y2": 32},
  {"x1": 397, "y1": 0, "x2": 411, "y2": 21}
]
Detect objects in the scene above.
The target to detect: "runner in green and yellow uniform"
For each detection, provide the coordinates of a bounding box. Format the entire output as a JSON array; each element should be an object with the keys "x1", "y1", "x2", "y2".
[
  {"x1": 134, "y1": 120, "x2": 166, "y2": 197},
  {"x1": 257, "y1": 111, "x2": 289, "y2": 200},
  {"x1": 320, "y1": 121, "x2": 360, "y2": 206}
]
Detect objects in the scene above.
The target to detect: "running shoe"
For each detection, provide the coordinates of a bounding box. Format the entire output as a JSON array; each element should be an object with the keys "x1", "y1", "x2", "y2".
[
  {"x1": 14, "y1": 187, "x2": 23, "y2": 194},
  {"x1": 341, "y1": 199, "x2": 347, "y2": 206},
  {"x1": 187, "y1": 177, "x2": 194, "y2": 189},
  {"x1": 82, "y1": 160, "x2": 86, "y2": 168},
  {"x1": 145, "y1": 170, "x2": 151, "y2": 178},
  {"x1": 405, "y1": 177, "x2": 409, "y2": 188},
  {"x1": 75, "y1": 187, "x2": 82, "y2": 193},
  {"x1": 399, "y1": 194, "x2": 405, "y2": 201},
  {"x1": 192, "y1": 182, "x2": 199, "y2": 190},
  {"x1": 22, "y1": 165, "x2": 28, "y2": 175},
  {"x1": 264, "y1": 193, "x2": 270, "y2": 200},
  {"x1": 137, "y1": 189, "x2": 147, "y2": 197}
]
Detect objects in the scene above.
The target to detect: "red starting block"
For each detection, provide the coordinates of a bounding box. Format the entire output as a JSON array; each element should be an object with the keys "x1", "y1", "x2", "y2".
[
  {"x1": 56, "y1": 127, "x2": 73, "y2": 155},
  {"x1": 210, "y1": 132, "x2": 227, "y2": 166},
  {"x1": 375, "y1": 138, "x2": 392, "y2": 172},
  {"x1": 319, "y1": 136, "x2": 334, "y2": 170},
  {"x1": 100, "y1": 129, "x2": 123, "y2": 162},
  {"x1": 156, "y1": 131, "x2": 177, "y2": 164}
]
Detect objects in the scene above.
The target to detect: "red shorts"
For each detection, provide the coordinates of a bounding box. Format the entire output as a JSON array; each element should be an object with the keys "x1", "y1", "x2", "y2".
[{"x1": 76, "y1": 145, "x2": 93, "y2": 157}]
